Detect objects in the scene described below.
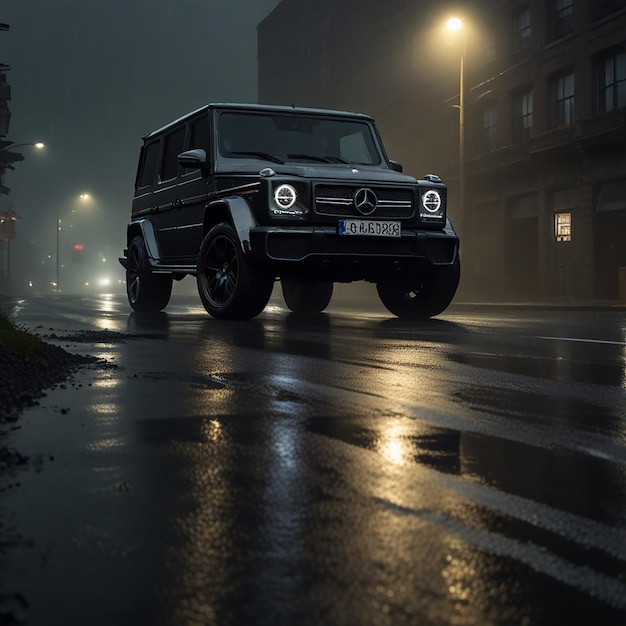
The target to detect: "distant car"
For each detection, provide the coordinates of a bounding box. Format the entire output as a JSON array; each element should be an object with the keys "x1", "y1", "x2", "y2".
[{"x1": 119, "y1": 103, "x2": 460, "y2": 319}]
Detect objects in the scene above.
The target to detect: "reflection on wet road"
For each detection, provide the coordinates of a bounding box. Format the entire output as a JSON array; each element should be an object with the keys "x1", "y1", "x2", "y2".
[{"x1": 2, "y1": 292, "x2": 625, "y2": 625}]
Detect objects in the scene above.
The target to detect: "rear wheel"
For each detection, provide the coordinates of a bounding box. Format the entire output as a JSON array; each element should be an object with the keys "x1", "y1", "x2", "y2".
[
  {"x1": 281, "y1": 279, "x2": 333, "y2": 314},
  {"x1": 196, "y1": 222, "x2": 274, "y2": 319},
  {"x1": 126, "y1": 235, "x2": 173, "y2": 312},
  {"x1": 376, "y1": 258, "x2": 460, "y2": 319}
]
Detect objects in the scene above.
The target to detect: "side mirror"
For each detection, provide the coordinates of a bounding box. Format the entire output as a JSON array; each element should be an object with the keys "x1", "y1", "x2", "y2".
[
  {"x1": 178, "y1": 149, "x2": 208, "y2": 170},
  {"x1": 389, "y1": 160, "x2": 403, "y2": 173}
]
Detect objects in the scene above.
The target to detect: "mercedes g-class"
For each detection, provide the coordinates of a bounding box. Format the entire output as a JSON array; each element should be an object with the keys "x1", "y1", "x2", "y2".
[{"x1": 119, "y1": 103, "x2": 460, "y2": 319}]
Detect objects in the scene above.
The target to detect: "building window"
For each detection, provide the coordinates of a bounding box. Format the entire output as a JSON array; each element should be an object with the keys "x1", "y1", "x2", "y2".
[
  {"x1": 483, "y1": 32, "x2": 496, "y2": 62},
  {"x1": 596, "y1": 50, "x2": 626, "y2": 113},
  {"x1": 513, "y1": 7, "x2": 532, "y2": 52},
  {"x1": 481, "y1": 106, "x2": 497, "y2": 151},
  {"x1": 592, "y1": 0, "x2": 626, "y2": 20},
  {"x1": 551, "y1": 71, "x2": 575, "y2": 127},
  {"x1": 513, "y1": 89, "x2": 533, "y2": 140},
  {"x1": 547, "y1": 0, "x2": 574, "y2": 41},
  {"x1": 555, "y1": 212, "x2": 572, "y2": 242}
]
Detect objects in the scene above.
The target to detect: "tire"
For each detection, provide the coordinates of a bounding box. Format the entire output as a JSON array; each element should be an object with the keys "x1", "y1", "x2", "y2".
[
  {"x1": 196, "y1": 222, "x2": 274, "y2": 319},
  {"x1": 281, "y1": 279, "x2": 333, "y2": 314},
  {"x1": 376, "y1": 258, "x2": 460, "y2": 319},
  {"x1": 126, "y1": 236, "x2": 173, "y2": 312}
]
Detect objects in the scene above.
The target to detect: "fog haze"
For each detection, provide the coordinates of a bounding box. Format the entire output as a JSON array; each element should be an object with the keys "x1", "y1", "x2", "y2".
[{"x1": 1, "y1": 0, "x2": 280, "y2": 287}]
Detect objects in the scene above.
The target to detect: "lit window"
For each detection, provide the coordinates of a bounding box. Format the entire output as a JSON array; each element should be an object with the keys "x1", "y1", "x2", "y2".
[{"x1": 555, "y1": 212, "x2": 572, "y2": 242}]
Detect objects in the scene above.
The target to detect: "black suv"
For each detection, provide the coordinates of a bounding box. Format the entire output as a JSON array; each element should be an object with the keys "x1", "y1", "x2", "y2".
[{"x1": 120, "y1": 103, "x2": 460, "y2": 319}]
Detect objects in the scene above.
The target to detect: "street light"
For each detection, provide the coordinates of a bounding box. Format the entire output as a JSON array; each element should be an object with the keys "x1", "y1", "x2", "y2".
[
  {"x1": 56, "y1": 193, "x2": 91, "y2": 291},
  {"x1": 0, "y1": 141, "x2": 45, "y2": 151},
  {"x1": 446, "y1": 17, "x2": 465, "y2": 241}
]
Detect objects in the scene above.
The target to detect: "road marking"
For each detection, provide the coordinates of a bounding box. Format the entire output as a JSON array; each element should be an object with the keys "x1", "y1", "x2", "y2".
[{"x1": 538, "y1": 336, "x2": 626, "y2": 347}]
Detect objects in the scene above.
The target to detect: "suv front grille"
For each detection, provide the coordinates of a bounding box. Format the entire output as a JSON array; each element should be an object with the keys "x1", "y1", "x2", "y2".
[{"x1": 315, "y1": 184, "x2": 415, "y2": 219}]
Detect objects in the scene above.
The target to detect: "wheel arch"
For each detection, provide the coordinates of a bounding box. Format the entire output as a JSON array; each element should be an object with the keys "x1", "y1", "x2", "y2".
[
  {"x1": 126, "y1": 219, "x2": 161, "y2": 263},
  {"x1": 203, "y1": 196, "x2": 257, "y2": 253}
]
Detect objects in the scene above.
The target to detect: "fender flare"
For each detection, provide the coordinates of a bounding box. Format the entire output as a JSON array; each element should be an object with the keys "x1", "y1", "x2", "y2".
[
  {"x1": 210, "y1": 195, "x2": 257, "y2": 252},
  {"x1": 128, "y1": 219, "x2": 162, "y2": 263}
]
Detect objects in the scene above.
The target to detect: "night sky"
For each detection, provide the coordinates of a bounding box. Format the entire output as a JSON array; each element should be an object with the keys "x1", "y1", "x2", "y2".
[{"x1": 1, "y1": 0, "x2": 280, "y2": 280}]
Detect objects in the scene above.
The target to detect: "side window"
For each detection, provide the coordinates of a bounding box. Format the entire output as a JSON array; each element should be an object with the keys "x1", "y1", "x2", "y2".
[
  {"x1": 160, "y1": 127, "x2": 186, "y2": 182},
  {"x1": 190, "y1": 118, "x2": 210, "y2": 151},
  {"x1": 137, "y1": 141, "x2": 160, "y2": 189}
]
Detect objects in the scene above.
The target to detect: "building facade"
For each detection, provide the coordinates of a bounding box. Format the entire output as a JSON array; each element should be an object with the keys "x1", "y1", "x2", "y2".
[{"x1": 258, "y1": 0, "x2": 626, "y2": 301}]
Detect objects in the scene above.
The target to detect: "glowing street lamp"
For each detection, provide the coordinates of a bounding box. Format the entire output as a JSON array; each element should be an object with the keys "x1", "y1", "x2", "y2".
[{"x1": 0, "y1": 141, "x2": 45, "y2": 151}]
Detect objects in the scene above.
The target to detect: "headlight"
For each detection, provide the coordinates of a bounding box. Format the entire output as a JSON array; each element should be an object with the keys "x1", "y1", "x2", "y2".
[
  {"x1": 274, "y1": 184, "x2": 297, "y2": 209},
  {"x1": 271, "y1": 183, "x2": 307, "y2": 217},
  {"x1": 420, "y1": 189, "x2": 444, "y2": 220}
]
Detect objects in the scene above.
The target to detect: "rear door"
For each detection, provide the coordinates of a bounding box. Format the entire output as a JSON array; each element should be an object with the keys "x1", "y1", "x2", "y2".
[
  {"x1": 153, "y1": 126, "x2": 186, "y2": 261},
  {"x1": 175, "y1": 114, "x2": 214, "y2": 263}
]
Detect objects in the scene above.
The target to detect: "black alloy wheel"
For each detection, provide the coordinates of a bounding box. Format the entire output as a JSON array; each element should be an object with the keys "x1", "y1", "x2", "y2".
[
  {"x1": 376, "y1": 257, "x2": 460, "y2": 319},
  {"x1": 281, "y1": 279, "x2": 333, "y2": 314},
  {"x1": 126, "y1": 235, "x2": 173, "y2": 312},
  {"x1": 196, "y1": 222, "x2": 274, "y2": 319}
]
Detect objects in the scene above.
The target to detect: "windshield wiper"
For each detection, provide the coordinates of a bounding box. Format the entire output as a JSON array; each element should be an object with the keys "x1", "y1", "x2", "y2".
[
  {"x1": 229, "y1": 151, "x2": 284, "y2": 164},
  {"x1": 322, "y1": 155, "x2": 351, "y2": 164},
  {"x1": 287, "y1": 153, "x2": 331, "y2": 163}
]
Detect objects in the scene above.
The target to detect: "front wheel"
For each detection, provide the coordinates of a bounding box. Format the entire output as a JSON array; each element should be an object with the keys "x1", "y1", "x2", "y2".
[
  {"x1": 126, "y1": 236, "x2": 173, "y2": 312},
  {"x1": 377, "y1": 258, "x2": 460, "y2": 319},
  {"x1": 196, "y1": 222, "x2": 274, "y2": 319},
  {"x1": 281, "y1": 279, "x2": 333, "y2": 314}
]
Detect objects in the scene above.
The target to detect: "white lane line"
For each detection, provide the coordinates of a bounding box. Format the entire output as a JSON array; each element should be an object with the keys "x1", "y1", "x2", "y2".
[{"x1": 538, "y1": 336, "x2": 626, "y2": 347}]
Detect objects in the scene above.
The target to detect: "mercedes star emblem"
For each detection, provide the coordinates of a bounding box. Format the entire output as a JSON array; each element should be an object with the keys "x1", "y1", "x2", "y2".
[{"x1": 353, "y1": 188, "x2": 378, "y2": 215}]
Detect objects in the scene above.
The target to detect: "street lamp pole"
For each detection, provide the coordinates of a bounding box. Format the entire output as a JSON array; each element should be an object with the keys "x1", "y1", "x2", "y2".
[
  {"x1": 447, "y1": 17, "x2": 466, "y2": 244},
  {"x1": 459, "y1": 42, "x2": 465, "y2": 241},
  {"x1": 56, "y1": 212, "x2": 60, "y2": 291}
]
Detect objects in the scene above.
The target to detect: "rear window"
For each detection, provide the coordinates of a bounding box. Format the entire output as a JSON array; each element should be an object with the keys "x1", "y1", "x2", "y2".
[
  {"x1": 137, "y1": 141, "x2": 160, "y2": 188},
  {"x1": 160, "y1": 127, "x2": 186, "y2": 181}
]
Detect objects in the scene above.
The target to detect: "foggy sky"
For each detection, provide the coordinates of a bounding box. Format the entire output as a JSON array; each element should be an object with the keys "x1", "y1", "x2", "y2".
[{"x1": 1, "y1": 0, "x2": 280, "y2": 268}]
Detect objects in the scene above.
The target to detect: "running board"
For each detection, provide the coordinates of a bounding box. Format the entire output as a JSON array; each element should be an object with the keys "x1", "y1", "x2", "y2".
[{"x1": 150, "y1": 262, "x2": 196, "y2": 274}]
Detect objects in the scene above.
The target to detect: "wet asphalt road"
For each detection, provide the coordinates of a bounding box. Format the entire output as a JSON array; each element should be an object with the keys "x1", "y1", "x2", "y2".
[{"x1": 1, "y1": 287, "x2": 626, "y2": 626}]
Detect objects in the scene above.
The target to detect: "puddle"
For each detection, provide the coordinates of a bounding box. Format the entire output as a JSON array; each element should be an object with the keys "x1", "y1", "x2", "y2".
[
  {"x1": 306, "y1": 418, "x2": 626, "y2": 527},
  {"x1": 449, "y1": 350, "x2": 625, "y2": 386},
  {"x1": 451, "y1": 385, "x2": 625, "y2": 438}
]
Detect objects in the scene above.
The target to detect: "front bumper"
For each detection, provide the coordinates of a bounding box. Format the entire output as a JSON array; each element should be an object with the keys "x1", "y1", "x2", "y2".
[{"x1": 250, "y1": 225, "x2": 457, "y2": 263}]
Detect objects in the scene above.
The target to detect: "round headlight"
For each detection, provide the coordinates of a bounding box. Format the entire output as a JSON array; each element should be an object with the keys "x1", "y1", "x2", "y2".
[
  {"x1": 274, "y1": 184, "x2": 297, "y2": 210},
  {"x1": 422, "y1": 190, "x2": 442, "y2": 213}
]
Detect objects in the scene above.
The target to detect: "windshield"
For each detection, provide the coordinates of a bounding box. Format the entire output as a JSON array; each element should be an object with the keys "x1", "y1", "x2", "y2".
[{"x1": 217, "y1": 111, "x2": 382, "y2": 165}]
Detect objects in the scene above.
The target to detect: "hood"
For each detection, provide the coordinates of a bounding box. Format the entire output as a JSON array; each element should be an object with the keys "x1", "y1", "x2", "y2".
[{"x1": 215, "y1": 161, "x2": 419, "y2": 185}]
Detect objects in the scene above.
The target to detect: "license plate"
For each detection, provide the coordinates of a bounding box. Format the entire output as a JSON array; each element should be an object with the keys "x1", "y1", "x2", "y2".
[{"x1": 338, "y1": 219, "x2": 401, "y2": 237}]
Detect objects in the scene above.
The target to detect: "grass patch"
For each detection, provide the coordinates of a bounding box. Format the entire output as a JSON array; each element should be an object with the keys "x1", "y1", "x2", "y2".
[{"x1": 0, "y1": 308, "x2": 44, "y2": 361}]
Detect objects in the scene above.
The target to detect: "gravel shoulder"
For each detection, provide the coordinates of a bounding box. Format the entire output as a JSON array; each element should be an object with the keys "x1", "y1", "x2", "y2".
[{"x1": 0, "y1": 340, "x2": 98, "y2": 470}]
